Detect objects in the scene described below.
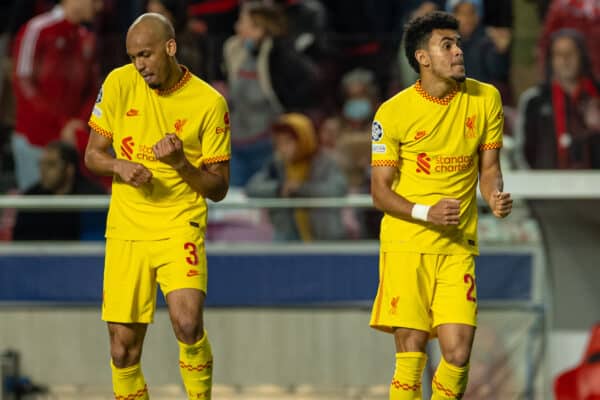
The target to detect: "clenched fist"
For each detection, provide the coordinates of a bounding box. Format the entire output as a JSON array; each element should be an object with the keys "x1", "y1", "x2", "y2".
[
  {"x1": 428, "y1": 198, "x2": 461, "y2": 225},
  {"x1": 114, "y1": 160, "x2": 152, "y2": 187},
  {"x1": 153, "y1": 133, "x2": 186, "y2": 169},
  {"x1": 490, "y1": 191, "x2": 512, "y2": 218}
]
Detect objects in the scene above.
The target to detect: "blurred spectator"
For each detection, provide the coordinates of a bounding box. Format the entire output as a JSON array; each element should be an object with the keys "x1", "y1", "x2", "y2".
[
  {"x1": 316, "y1": 115, "x2": 365, "y2": 239},
  {"x1": 12, "y1": 141, "x2": 106, "y2": 241},
  {"x1": 538, "y1": 0, "x2": 600, "y2": 80},
  {"x1": 340, "y1": 68, "x2": 379, "y2": 129},
  {"x1": 245, "y1": 113, "x2": 347, "y2": 241},
  {"x1": 147, "y1": 0, "x2": 204, "y2": 77},
  {"x1": 223, "y1": 1, "x2": 317, "y2": 187},
  {"x1": 326, "y1": 68, "x2": 382, "y2": 239},
  {"x1": 517, "y1": 29, "x2": 600, "y2": 169},
  {"x1": 335, "y1": 68, "x2": 378, "y2": 194},
  {"x1": 11, "y1": 0, "x2": 103, "y2": 191},
  {"x1": 447, "y1": 0, "x2": 512, "y2": 102}
]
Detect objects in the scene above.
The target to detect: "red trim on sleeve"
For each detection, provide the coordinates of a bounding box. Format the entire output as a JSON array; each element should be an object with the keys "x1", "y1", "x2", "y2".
[
  {"x1": 89, "y1": 121, "x2": 113, "y2": 139},
  {"x1": 203, "y1": 155, "x2": 231, "y2": 164},
  {"x1": 479, "y1": 142, "x2": 502, "y2": 151},
  {"x1": 372, "y1": 160, "x2": 399, "y2": 167}
]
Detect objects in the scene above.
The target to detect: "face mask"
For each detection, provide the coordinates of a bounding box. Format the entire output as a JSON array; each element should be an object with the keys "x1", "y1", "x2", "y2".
[
  {"x1": 343, "y1": 98, "x2": 373, "y2": 121},
  {"x1": 243, "y1": 38, "x2": 257, "y2": 52}
]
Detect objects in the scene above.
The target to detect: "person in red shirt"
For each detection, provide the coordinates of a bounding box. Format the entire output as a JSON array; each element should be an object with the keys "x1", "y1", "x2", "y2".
[{"x1": 11, "y1": 0, "x2": 103, "y2": 191}]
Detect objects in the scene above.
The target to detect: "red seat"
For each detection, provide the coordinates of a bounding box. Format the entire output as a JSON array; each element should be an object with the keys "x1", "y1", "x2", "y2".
[{"x1": 555, "y1": 323, "x2": 600, "y2": 400}]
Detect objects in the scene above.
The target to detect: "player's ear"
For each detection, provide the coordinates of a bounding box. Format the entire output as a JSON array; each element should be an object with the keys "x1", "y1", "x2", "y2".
[
  {"x1": 165, "y1": 38, "x2": 177, "y2": 57},
  {"x1": 415, "y1": 49, "x2": 430, "y2": 68}
]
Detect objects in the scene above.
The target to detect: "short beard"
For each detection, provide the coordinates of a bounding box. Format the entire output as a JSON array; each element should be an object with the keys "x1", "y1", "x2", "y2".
[
  {"x1": 148, "y1": 82, "x2": 161, "y2": 89},
  {"x1": 453, "y1": 74, "x2": 466, "y2": 83}
]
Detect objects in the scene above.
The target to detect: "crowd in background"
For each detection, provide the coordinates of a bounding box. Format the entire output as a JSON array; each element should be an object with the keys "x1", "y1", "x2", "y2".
[{"x1": 0, "y1": 0, "x2": 598, "y2": 242}]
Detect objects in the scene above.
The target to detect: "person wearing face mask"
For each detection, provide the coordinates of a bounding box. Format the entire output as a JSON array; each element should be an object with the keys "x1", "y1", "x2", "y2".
[
  {"x1": 343, "y1": 97, "x2": 374, "y2": 126},
  {"x1": 340, "y1": 68, "x2": 378, "y2": 130},
  {"x1": 334, "y1": 69, "x2": 378, "y2": 197},
  {"x1": 223, "y1": 1, "x2": 318, "y2": 187},
  {"x1": 329, "y1": 68, "x2": 383, "y2": 238}
]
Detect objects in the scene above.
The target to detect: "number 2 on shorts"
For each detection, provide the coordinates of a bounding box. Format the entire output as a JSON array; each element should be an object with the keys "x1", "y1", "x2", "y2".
[{"x1": 464, "y1": 273, "x2": 476, "y2": 302}]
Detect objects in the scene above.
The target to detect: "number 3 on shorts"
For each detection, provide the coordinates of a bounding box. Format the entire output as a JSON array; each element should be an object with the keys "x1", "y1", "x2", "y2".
[
  {"x1": 184, "y1": 242, "x2": 198, "y2": 265},
  {"x1": 464, "y1": 273, "x2": 476, "y2": 302}
]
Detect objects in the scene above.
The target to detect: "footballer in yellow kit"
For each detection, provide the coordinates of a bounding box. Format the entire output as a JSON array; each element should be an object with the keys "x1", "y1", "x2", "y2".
[
  {"x1": 369, "y1": 77, "x2": 503, "y2": 335},
  {"x1": 89, "y1": 63, "x2": 230, "y2": 323},
  {"x1": 86, "y1": 14, "x2": 229, "y2": 400},
  {"x1": 370, "y1": 11, "x2": 513, "y2": 399}
]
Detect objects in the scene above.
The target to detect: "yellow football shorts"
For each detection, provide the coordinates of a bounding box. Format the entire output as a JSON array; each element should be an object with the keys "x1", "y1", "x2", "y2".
[
  {"x1": 370, "y1": 252, "x2": 478, "y2": 337},
  {"x1": 102, "y1": 229, "x2": 207, "y2": 324}
]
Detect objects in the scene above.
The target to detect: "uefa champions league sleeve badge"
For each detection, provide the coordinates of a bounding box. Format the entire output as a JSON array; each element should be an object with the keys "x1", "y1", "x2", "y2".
[{"x1": 372, "y1": 121, "x2": 384, "y2": 142}]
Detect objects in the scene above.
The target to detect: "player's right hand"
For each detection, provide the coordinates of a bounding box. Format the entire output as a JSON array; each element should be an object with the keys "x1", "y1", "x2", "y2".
[
  {"x1": 427, "y1": 198, "x2": 461, "y2": 225},
  {"x1": 114, "y1": 160, "x2": 152, "y2": 187}
]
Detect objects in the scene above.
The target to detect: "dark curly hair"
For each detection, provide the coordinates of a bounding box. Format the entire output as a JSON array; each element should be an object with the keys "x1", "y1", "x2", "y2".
[{"x1": 404, "y1": 11, "x2": 459, "y2": 74}]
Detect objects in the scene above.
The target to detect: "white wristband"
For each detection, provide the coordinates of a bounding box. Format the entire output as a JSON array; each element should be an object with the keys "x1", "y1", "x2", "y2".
[{"x1": 411, "y1": 204, "x2": 430, "y2": 222}]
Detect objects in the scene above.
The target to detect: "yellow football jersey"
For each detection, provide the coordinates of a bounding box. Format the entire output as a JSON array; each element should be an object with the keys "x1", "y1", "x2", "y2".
[
  {"x1": 371, "y1": 78, "x2": 503, "y2": 254},
  {"x1": 89, "y1": 64, "x2": 231, "y2": 240}
]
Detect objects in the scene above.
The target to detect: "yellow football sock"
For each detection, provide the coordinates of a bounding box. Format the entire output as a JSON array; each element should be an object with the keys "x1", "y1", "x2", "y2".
[
  {"x1": 431, "y1": 357, "x2": 469, "y2": 399},
  {"x1": 111, "y1": 360, "x2": 149, "y2": 400},
  {"x1": 179, "y1": 331, "x2": 213, "y2": 399},
  {"x1": 390, "y1": 352, "x2": 427, "y2": 400}
]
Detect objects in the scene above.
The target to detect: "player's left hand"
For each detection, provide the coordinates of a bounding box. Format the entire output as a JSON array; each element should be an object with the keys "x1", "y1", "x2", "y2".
[
  {"x1": 153, "y1": 133, "x2": 186, "y2": 169},
  {"x1": 490, "y1": 190, "x2": 512, "y2": 218}
]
